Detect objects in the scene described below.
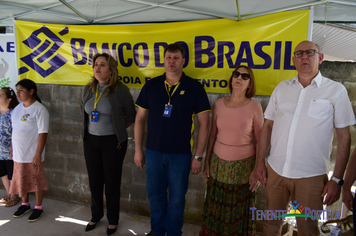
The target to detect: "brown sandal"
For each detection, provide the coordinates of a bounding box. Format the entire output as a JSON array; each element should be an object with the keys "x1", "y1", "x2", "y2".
[
  {"x1": 4, "y1": 197, "x2": 20, "y2": 207},
  {"x1": 321, "y1": 215, "x2": 354, "y2": 236},
  {"x1": 0, "y1": 196, "x2": 9, "y2": 205}
]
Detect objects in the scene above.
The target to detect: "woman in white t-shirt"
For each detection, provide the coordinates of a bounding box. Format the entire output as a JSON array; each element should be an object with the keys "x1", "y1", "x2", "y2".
[{"x1": 9, "y1": 79, "x2": 49, "y2": 222}]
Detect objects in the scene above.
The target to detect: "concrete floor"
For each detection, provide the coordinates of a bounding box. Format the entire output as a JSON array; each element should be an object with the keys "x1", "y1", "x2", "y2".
[{"x1": 0, "y1": 189, "x2": 200, "y2": 236}]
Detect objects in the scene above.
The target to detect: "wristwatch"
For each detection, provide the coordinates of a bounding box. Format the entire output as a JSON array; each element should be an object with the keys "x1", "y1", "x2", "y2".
[
  {"x1": 194, "y1": 155, "x2": 203, "y2": 161},
  {"x1": 331, "y1": 176, "x2": 344, "y2": 186}
]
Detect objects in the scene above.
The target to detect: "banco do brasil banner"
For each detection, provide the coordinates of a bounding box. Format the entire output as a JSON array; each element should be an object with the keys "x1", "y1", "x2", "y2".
[{"x1": 15, "y1": 10, "x2": 309, "y2": 95}]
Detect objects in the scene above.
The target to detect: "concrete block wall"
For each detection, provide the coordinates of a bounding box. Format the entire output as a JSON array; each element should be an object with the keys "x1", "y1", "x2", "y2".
[{"x1": 2, "y1": 61, "x2": 354, "y2": 233}]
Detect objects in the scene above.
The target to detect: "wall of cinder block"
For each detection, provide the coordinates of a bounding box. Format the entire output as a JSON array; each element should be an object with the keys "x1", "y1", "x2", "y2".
[{"x1": 2, "y1": 61, "x2": 355, "y2": 233}]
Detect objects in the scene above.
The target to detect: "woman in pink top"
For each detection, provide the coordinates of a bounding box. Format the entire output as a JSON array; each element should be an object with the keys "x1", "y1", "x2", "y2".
[{"x1": 200, "y1": 65, "x2": 264, "y2": 236}]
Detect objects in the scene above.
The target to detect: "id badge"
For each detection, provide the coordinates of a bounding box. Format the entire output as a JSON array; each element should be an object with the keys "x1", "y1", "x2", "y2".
[
  {"x1": 91, "y1": 111, "x2": 99, "y2": 122},
  {"x1": 163, "y1": 104, "x2": 173, "y2": 117}
]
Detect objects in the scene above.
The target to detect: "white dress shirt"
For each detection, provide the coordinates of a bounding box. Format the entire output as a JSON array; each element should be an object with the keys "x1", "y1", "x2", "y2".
[{"x1": 265, "y1": 72, "x2": 355, "y2": 178}]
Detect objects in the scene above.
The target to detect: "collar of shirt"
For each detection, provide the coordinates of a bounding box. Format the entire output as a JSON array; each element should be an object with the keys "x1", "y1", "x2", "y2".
[
  {"x1": 289, "y1": 71, "x2": 323, "y2": 88},
  {"x1": 159, "y1": 72, "x2": 187, "y2": 84}
]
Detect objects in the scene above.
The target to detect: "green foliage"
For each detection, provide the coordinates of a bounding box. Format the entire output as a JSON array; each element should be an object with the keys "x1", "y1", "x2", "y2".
[{"x1": 0, "y1": 77, "x2": 11, "y2": 87}]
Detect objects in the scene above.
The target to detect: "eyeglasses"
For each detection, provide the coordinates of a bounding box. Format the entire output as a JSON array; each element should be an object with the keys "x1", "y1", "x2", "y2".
[
  {"x1": 294, "y1": 49, "x2": 319, "y2": 58},
  {"x1": 232, "y1": 71, "x2": 250, "y2": 80}
]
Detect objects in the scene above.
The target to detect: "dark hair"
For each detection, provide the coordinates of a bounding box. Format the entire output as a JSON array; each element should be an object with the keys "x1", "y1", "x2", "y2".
[
  {"x1": 1, "y1": 87, "x2": 19, "y2": 109},
  {"x1": 228, "y1": 65, "x2": 256, "y2": 98},
  {"x1": 16, "y1": 79, "x2": 42, "y2": 103},
  {"x1": 89, "y1": 53, "x2": 120, "y2": 94},
  {"x1": 164, "y1": 43, "x2": 186, "y2": 58}
]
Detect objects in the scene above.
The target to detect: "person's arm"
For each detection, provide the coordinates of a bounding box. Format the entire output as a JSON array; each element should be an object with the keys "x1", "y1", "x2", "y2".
[
  {"x1": 203, "y1": 110, "x2": 217, "y2": 180},
  {"x1": 32, "y1": 133, "x2": 48, "y2": 166},
  {"x1": 342, "y1": 147, "x2": 356, "y2": 210},
  {"x1": 249, "y1": 140, "x2": 260, "y2": 191},
  {"x1": 254, "y1": 119, "x2": 274, "y2": 186},
  {"x1": 191, "y1": 111, "x2": 210, "y2": 175},
  {"x1": 134, "y1": 107, "x2": 148, "y2": 169},
  {"x1": 322, "y1": 126, "x2": 351, "y2": 206},
  {"x1": 120, "y1": 85, "x2": 136, "y2": 128}
]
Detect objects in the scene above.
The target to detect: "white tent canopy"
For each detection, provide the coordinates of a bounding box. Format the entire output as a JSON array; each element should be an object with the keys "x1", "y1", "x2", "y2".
[{"x1": 1, "y1": 0, "x2": 356, "y2": 61}]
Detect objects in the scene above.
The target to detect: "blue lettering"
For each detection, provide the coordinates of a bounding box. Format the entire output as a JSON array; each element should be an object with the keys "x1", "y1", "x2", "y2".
[
  {"x1": 7, "y1": 42, "x2": 15, "y2": 52},
  {"x1": 281, "y1": 210, "x2": 287, "y2": 220},
  {"x1": 284, "y1": 41, "x2": 295, "y2": 70},
  {"x1": 154, "y1": 42, "x2": 167, "y2": 67},
  {"x1": 202, "y1": 79, "x2": 210, "y2": 87},
  {"x1": 71, "y1": 38, "x2": 87, "y2": 65},
  {"x1": 195, "y1": 36, "x2": 216, "y2": 68},
  {"x1": 88, "y1": 43, "x2": 99, "y2": 65},
  {"x1": 102, "y1": 43, "x2": 117, "y2": 61},
  {"x1": 274, "y1": 41, "x2": 282, "y2": 69},
  {"x1": 334, "y1": 210, "x2": 341, "y2": 220},
  {"x1": 254, "y1": 41, "x2": 271, "y2": 69},
  {"x1": 219, "y1": 79, "x2": 228, "y2": 88},
  {"x1": 133, "y1": 43, "x2": 149, "y2": 67},
  {"x1": 217, "y1": 41, "x2": 235, "y2": 68},
  {"x1": 305, "y1": 208, "x2": 311, "y2": 220},
  {"x1": 311, "y1": 210, "x2": 317, "y2": 220},
  {"x1": 123, "y1": 76, "x2": 130, "y2": 84},
  {"x1": 235, "y1": 41, "x2": 254, "y2": 67},
  {"x1": 211, "y1": 79, "x2": 218, "y2": 87},
  {"x1": 250, "y1": 208, "x2": 256, "y2": 220},
  {"x1": 145, "y1": 77, "x2": 151, "y2": 82},
  {"x1": 134, "y1": 77, "x2": 141, "y2": 84},
  {"x1": 327, "y1": 210, "x2": 332, "y2": 220},
  {"x1": 175, "y1": 41, "x2": 189, "y2": 68},
  {"x1": 118, "y1": 43, "x2": 132, "y2": 67}
]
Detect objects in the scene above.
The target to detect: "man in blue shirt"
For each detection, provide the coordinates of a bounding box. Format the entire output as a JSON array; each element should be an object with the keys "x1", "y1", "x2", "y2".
[{"x1": 134, "y1": 43, "x2": 210, "y2": 236}]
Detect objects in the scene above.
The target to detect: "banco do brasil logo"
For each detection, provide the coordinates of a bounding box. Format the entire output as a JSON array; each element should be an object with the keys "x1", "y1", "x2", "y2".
[{"x1": 19, "y1": 26, "x2": 69, "y2": 78}]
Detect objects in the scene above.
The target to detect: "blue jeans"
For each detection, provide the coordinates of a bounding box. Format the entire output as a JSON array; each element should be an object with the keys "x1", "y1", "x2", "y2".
[{"x1": 145, "y1": 149, "x2": 192, "y2": 236}]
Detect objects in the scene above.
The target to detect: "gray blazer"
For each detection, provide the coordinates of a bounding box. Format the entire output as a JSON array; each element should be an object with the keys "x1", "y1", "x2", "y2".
[{"x1": 80, "y1": 82, "x2": 136, "y2": 146}]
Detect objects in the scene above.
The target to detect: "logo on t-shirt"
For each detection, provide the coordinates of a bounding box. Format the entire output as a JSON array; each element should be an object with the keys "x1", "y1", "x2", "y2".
[{"x1": 21, "y1": 114, "x2": 30, "y2": 121}]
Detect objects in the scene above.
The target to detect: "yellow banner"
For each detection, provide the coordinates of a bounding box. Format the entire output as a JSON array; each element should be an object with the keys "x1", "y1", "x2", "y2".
[{"x1": 16, "y1": 10, "x2": 309, "y2": 95}]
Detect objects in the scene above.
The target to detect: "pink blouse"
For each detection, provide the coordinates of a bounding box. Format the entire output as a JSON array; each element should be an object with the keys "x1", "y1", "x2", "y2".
[{"x1": 213, "y1": 98, "x2": 264, "y2": 161}]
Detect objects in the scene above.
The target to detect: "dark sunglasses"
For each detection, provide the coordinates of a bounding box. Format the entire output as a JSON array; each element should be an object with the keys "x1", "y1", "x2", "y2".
[{"x1": 232, "y1": 71, "x2": 250, "y2": 80}]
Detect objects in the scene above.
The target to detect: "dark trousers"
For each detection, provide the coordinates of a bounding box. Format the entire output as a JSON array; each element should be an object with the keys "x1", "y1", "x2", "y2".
[{"x1": 84, "y1": 133, "x2": 127, "y2": 225}]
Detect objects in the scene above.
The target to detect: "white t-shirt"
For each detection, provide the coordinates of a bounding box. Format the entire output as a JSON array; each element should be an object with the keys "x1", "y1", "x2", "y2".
[
  {"x1": 264, "y1": 72, "x2": 356, "y2": 178},
  {"x1": 11, "y1": 101, "x2": 49, "y2": 163}
]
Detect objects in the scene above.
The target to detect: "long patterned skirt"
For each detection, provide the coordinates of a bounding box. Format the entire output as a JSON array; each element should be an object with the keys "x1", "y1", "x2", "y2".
[{"x1": 200, "y1": 152, "x2": 256, "y2": 236}]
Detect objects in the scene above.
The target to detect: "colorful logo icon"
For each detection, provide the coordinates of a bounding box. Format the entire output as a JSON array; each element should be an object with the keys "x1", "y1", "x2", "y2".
[
  {"x1": 19, "y1": 26, "x2": 69, "y2": 78},
  {"x1": 284, "y1": 200, "x2": 306, "y2": 218},
  {"x1": 21, "y1": 114, "x2": 30, "y2": 121}
]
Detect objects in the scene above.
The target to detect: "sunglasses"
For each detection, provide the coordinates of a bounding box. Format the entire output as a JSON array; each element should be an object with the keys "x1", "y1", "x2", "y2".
[
  {"x1": 293, "y1": 49, "x2": 319, "y2": 58},
  {"x1": 232, "y1": 71, "x2": 250, "y2": 80}
]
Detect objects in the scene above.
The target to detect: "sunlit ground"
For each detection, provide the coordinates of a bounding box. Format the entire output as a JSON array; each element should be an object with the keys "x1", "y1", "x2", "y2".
[
  {"x1": 0, "y1": 220, "x2": 10, "y2": 226},
  {"x1": 54, "y1": 215, "x2": 147, "y2": 235}
]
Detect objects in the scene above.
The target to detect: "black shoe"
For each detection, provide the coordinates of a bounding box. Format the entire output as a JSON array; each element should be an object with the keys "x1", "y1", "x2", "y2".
[
  {"x1": 28, "y1": 209, "x2": 43, "y2": 222},
  {"x1": 147, "y1": 231, "x2": 157, "y2": 236},
  {"x1": 85, "y1": 222, "x2": 97, "y2": 232},
  {"x1": 13, "y1": 205, "x2": 31, "y2": 218},
  {"x1": 107, "y1": 226, "x2": 117, "y2": 235}
]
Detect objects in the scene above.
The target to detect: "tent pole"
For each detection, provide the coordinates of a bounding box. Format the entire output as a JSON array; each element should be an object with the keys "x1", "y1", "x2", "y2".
[
  {"x1": 235, "y1": 0, "x2": 241, "y2": 21},
  {"x1": 59, "y1": 0, "x2": 92, "y2": 23},
  {"x1": 127, "y1": 0, "x2": 238, "y2": 20},
  {"x1": 95, "y1": 0, "x2": 184, "y2": 23}
]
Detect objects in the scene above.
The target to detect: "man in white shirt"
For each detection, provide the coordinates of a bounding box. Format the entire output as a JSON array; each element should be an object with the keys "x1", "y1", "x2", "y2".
[{"x1": 255, "y1": 40, "x2": 355, "y2": 235}]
